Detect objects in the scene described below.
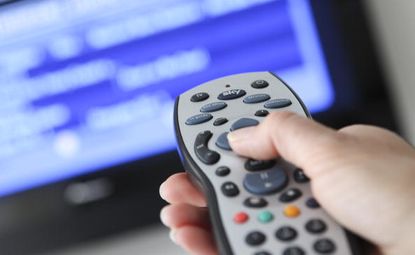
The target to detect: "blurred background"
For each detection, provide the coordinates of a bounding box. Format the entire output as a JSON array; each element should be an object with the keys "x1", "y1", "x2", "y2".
[{"x1": 0, "y1": 0, "x2": 414, "y2": 254}]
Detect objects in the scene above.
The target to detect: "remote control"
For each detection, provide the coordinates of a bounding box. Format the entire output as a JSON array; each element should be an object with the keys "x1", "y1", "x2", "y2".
[{"x1": 174, "y1": 72, "x2": 359, "y2": 255}]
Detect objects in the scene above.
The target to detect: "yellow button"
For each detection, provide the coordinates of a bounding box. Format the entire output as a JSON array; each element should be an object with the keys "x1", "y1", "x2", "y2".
[{"x1": 283, "y1": 205, "x2": 301, "y2": 218}]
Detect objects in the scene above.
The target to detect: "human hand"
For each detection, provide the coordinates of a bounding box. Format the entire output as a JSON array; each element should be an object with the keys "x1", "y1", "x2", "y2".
[{"x1": 160, "y1": 112, "x2": 415, "y2": 255}]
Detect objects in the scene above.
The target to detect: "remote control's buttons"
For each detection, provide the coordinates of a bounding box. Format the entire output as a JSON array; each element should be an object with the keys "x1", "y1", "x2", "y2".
[
  {"x1": 215, "y1": 166, "x2": 230, "y2": 177},
  {"x1": 230, "y1": 118, "x2": 259, "y2": 131},
  {"x1": 218, "y1": 89, "x2": 246, "y2": 100},
  {"x1": 258, "y1": 211, "x2": 273, "y2": 223},
  {"x1": 186, "y1": 113, "x2": 213, "y2": 125},
  {"x1": 305, "y1": 219, "x2": 327, "y2": 234},
  {"x1": 255, "y1": 109, "x2": 269, "y2": 117},
  {"x1": 243, "y1": 169, "x2": 288, "y2": 195},
  {"x1": 251, "y1": 80, "x2": 269, "y2": 89},
  {"x1": 283, "y1": 205, "x2": 301, "y2": 218},
  {"x1": 190, "y1": 92, "x2": 209, "y2": 102},
  {"x1": 221, "y1": 182, "x2": 239, "y2": 197},
  {"x1": 243, "y1": 197, "x2": 268, "y2": 208},
  {"x1": 314, "y1": 239, "x2": 336, "y2": 254},
  {"x1": 264, "y1": 98, "x2": 292, "y2": 109},
  {"x1": 233, "y1": 212, "x2": 249, "y2": 224},
  {"x1": 243, "y1": 94, "x2": 271, "y2": 104},
  {"x1": 216, "y1": 132, "x2": 232, "y2": 151},
  {"x1": 306, "y1": 197, "x2": 320, "y2": 209},
  {"x1": 245, "y1": 231, "x2": 266, "y2": 246},
  {"x1": 255, "y1": 251, "x2": 271, "y2": 255},
  {"x1": 283, "y1": 246, "x2": 305, "y2": 255},
  {"x1": 213, "y1": 117, "x2": 228, "y2": 126},
  {"x1": 293, "y1": 168, "x2": 310, "y2": 183},
  {"x1": 194, "y1": 131, "x2": 220, "y2": 165},
  {"x1": 244, "y1": 159, "x2": 275, "y2": 172},
  {"x1": 200, "y1": 102, "x2": 227, "y2": 112},
  {"x1": 279, "y1": 188, "x2": 302, "y2": 203},
  {"x1": 275, "y1": 226, "x2": 297, "y2": 241}
]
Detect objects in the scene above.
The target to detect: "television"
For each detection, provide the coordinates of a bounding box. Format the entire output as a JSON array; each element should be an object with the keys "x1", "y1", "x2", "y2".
[{"x1": 0, "y1": 0, "x2": 397, "y2": 254}]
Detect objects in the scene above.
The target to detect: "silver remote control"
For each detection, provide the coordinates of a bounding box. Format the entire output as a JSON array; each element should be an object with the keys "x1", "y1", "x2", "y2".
[{"x1": 173, "y1": 72, "x2": 359, "y2": 255}]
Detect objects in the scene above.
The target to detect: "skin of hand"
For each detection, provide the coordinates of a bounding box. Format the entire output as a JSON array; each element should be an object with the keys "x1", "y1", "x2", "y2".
[{"x1": 159, "y1": 111, "x2": 415, "y2": 255}]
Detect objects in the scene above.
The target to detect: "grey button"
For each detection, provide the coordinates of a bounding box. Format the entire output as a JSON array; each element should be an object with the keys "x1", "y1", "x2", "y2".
[
  {"x1": 230, "y1": 118, "x2": 259, "y2": 131},
  {"x1": 217, "y1": 89, "x2": 246, "y2": 100},
  {"x1": 200, "y1": 102, "x2": 227, "y2": 112},
  {"x1": 243, "y1": 94, "x2": 271, "y2": 104},
  {"x1": 186, "y1": 113, "x2": 213, "y2": 125},
  {"x1": 216, "y1": 132, "x2": 232, "y2": 151},
  {"x1": 243, "y1": 169, "x2": 288, "y2": 195},
  {"x1": 264, "y1": 98, "x2": 292, "y2": 109}
]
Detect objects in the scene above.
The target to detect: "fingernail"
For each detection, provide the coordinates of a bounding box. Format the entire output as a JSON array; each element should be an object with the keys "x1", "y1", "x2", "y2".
[
  {"x1": 160, "y1": 206, "x2": 169, "y2": 226},
  {"x1": 228, "y1": 127, "x2": 255, "y2": 143},
  {"x1": 169, "y1": 230, "x2": 177, "y2": 244}
]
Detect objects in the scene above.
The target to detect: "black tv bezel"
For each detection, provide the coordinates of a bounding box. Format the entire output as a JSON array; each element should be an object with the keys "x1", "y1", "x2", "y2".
[{"x1": 0, "y1": 1, "x2": 398, "y2": 254}]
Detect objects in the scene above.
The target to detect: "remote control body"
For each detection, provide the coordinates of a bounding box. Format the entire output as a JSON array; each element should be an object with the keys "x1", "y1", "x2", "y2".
[{"x1": 174, "y1": 72, "x2": 358, "y2": 255}]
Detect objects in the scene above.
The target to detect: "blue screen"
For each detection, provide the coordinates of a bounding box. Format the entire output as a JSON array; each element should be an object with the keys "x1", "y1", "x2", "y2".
[{"x1": 0, "y1": 0, "x2": 334, "y2": 197}]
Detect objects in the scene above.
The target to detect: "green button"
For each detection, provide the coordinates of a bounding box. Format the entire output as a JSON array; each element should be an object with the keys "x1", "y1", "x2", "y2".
[{"x1": 258, "y1": 211, "x2": 274, "y2": 223}]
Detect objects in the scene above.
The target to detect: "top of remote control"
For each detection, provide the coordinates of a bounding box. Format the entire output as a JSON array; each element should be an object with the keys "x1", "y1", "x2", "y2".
[{"x1": 174, "y1": 72, "x2": 357, "y2": 255}]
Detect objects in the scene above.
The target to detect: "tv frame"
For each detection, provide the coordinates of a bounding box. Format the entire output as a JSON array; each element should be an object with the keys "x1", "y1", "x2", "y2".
[{"x1": 0, "y1": 0, "x2": 398, "y2": 254}]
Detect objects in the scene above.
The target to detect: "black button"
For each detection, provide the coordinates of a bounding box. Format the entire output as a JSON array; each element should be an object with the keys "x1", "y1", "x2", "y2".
[
  {"x1": 243, "y1": 169, "x2": 288, "y2": 195},
  {"x1": 254, "y1": 251, "x2": 271, "y2": 255},
  {"x1": 314, "y1": 239, "x2": 336, "y2": 254},
  {"x1": 218, "y1": 89, "x2": 246, "y2": 100},
  {"x1": 275, "y1": 226, "x2": 297, "y2": 241},
  {"x1": 215, "y1": 166, "x2": 230, "y2": 177},
  {"x1": 245, "y1": 159, "x2": 275, "y2": 172},
  {"x1": 221, "y1": 182, "x2": 239, "y2": 197},
  {"x1": 251, "y1": 80, "x2": 269, "y2": 89},
  {"x1": 186, "y1": 113, "x2": 213, "y2": 125},
  {"x1": 243, "y1": 197, "x2": 268, "y2": 208},
  {"x1": 305, "y1": 219, "x2": 327, "y2": 234},
  {"x1": 264, "y1": 98, "x2": 292, "y2": 109},
  {"x1": 200, "y1": 102, "x2": 227, "y2": 112},
  {"x1": 194, "y1": 131, "x2": 220, "y2": 165},
  {"x1": 230, "y1": 118, "x2": 259, "y2": 131},
  {"x1": 279, "y1": 188, "x2": 302, "y2": 203},
  {"x1": 213, "y1": 117, "x2": 228, "y2": 126},
  {"x1": 255, "y1": 109, "x2": 269, "y2": 117},
  {"x1": 245, "y1": 231, "x2": 266, "y2": 246},
  {"x1": 293, "y1": 169, "x2": 310, "y2": 183},
  {"x1": 243, "y1": 94, "x2": 271, "y2": 104},
  {"x1": 191, "y1": 92, "x2": 209, "y2": 102},
  {"x1": 216, "y1": 132, "x2": 232, "y2": 151},
  {"x1": 283, "y1": 247, "x2": 305, "y2": 255},
  {"x1": 306, "y1": 197, "x2": 320, "y2": 209}
]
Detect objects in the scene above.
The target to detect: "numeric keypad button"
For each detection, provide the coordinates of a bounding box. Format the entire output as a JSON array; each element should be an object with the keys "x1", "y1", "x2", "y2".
[
  {"x1": 276, "y1": 226, "x2": 297, "y2": 241},
  {"x1": 283, "y1": 247, "x2": 305, "y2": 255},
  {"x1": 314, "y1": 239, "x2": 336, "y2": 254},
  {"x1": 305, "y1": 219, "x2": 327, "y2": 234},
  {"x1": 245, "y1": 231, "x2": 266, "y2": 246}
]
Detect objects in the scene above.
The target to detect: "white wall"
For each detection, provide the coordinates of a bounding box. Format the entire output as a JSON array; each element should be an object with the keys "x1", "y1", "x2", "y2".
[{"x1": 366, "y1": 0, "x2": 415, "y2": 144}]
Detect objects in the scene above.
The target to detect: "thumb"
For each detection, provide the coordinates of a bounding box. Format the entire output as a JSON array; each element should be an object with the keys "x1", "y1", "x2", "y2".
[{"x1": 228, "y1": 111, "x2": 342, "y2": 178}]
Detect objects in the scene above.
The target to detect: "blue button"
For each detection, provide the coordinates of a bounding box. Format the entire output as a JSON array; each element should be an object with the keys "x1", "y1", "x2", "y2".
[
  {"x1": 264, "y1": 99, "x2": 292, "y2": 109},
  {"x1": 200, "y1": 102, "x2": 227, "y2": 112},
  {"x1": 243, "y1": 94, "x2": 271, "y2": 104},
  {"x1": 216, "y1": 132, "x2": 232, "y2": 151},
  {"x1": 230, "y1": 118, "x2": 259, "y2": 131},
  {"x1": 243, "y1": 169, "x2": 288, "y2": 195},
  {"x1": 185, "y1": 113, "x2": 213, "y2": 125}
]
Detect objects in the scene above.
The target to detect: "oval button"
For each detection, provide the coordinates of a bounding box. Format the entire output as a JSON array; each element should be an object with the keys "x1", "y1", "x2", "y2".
[
  {"x1": 264, "y1": 98, "x2": 292, "y2": 109},
  {"x1": 200, "y1": 102, "x2": 227, "y2": 112},
  {"x1": 185, "y1": 113, "x2": 213, "y2": 125},
  {"x1": 217, "y1": 89, "x2": 246, "y2": 100},
  {"x1": 243, "y1": 94, "x2": 271, "y2": 104},
  {"x1": 243, "y1": 169, "x2": 288, "y2": 195}
]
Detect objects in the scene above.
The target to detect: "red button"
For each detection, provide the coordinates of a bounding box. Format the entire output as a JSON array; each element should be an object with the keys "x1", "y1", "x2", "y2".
[{"x1": 234, "y1": 212, "x2": 249, "y2": 224}]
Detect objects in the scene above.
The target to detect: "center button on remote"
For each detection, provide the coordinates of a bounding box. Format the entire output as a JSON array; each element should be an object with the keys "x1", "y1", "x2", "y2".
[{"x1": 243, "y1": 169, "x2": 288, "y2": 195}]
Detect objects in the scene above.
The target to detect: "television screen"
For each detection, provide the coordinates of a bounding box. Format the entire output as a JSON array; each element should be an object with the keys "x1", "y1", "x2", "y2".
[{"x1": 0, "y1": 0, "x2": 334, "y2": 197}]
